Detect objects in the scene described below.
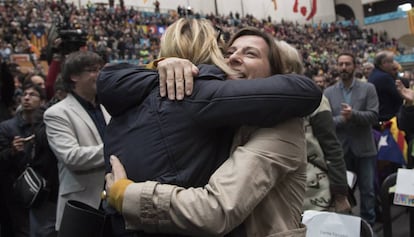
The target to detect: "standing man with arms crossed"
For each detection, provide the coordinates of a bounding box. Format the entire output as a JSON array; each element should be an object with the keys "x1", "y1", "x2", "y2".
[
  {"x1": 324, "y1": 52, "x2": 379, "y2": 226},
  {"x1": 43, "y1": 51, "x2": 110, "y2": 231}
]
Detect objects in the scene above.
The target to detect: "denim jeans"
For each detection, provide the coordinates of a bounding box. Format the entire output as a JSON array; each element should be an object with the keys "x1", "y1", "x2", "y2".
[
  {"x1": 30, "y1": 201, "x2": 58, "y2": 237},
  {"x1": 344, "y1": 150, "x2": 376, "y2": 226}
]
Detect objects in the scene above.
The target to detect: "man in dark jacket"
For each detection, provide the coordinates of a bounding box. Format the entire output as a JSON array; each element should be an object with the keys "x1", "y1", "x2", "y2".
[
  {"x1": 368, "y1": 51, "x2": 403, "y2": 122},
  {"x1": 0, "y1": 82, "x2": 46, "y2": 237}
]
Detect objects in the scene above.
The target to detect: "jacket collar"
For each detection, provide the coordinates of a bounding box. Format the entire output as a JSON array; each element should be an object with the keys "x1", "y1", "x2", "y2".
[{"x1": 196, "y1": 64, "x2": 227, "y2": 81}]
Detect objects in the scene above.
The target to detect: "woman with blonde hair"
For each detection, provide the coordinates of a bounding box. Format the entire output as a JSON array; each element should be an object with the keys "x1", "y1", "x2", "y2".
[
  {"x1": 97, "y1": 19, "x2": 321, "y2": 236},
  {"x1": 158, "y1": 18, "x2": 233, "y2": 76}
]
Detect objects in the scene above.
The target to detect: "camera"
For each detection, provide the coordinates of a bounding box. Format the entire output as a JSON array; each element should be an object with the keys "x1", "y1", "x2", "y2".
[
  {"x1": 43, "y1": 14, "x2": 87, "y2": 63},
  {"x1": 58, "y1": 28, "x2": 88, "y2": 55}
]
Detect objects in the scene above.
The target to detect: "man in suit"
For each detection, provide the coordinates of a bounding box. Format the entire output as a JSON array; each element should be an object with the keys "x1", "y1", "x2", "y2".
[
  {"x1": 324, "y1": 52, "x2": 379, "y2": 226},
  {"x1": 44, "y1": 51, "x2": 110, "y2": 231}
]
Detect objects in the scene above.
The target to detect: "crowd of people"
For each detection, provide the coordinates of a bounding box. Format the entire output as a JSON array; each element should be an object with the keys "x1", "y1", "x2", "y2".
[
  {"x1": 0, "y1": 0, "x2": 411, "y2": 79},
  {"x1": 1, "y1": 0, "x2": 414, "y2": 237}
]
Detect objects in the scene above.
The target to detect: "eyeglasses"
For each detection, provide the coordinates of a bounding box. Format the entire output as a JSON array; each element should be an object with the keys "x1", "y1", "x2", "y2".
[
  {"x1": 83, "y1": 67, "x2": 101, "y2": 73},
  {"x1": 22, "y1": 92, "x2": 40, "y2": 98}
]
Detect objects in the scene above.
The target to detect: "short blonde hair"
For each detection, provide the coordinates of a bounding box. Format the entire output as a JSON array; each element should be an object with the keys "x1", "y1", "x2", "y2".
[
  {"x1": 160, "y1": 18, "x2": 234, "y2": 76},
  {"x1": 275, "y1": 40, "x2": 304, "y2": 74}
]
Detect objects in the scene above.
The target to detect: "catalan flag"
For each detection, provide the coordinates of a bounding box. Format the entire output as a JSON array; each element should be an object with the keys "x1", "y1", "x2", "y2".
[
  {"x1": 389, "y1": 116, "x2": 408, "y2": 162},
  {"x1": 377, "y1": 117, "x2": 408, "y2": 165}
]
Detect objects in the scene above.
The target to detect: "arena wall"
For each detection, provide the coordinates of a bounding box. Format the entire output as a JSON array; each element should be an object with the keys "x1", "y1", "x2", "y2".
[
  {"x1": 336, "y1": 0, "x2": 410, "y2": 40},
  {"x1": 70, "y1": 0, "x2": 336, "y2": 24}
]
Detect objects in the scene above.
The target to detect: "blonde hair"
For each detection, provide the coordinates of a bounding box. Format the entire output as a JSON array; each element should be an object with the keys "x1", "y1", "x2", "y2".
[
  {"x1": 275, "y1": 40, "x2": 304, "y2": 74},
  {"x1": 159, "y1": 18, "x2": 234, "y2": 76}
]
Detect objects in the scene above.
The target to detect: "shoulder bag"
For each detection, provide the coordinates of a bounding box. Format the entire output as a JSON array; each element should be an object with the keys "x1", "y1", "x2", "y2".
[{"x1": 13, "y1": 165, "x2": 48, "y2": 208}]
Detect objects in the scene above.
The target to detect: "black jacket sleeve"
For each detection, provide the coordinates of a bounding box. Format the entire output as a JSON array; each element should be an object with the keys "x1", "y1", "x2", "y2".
[
  {"x1": 398, "y1": 105, "x2": 414, "y2": 139},
  {"x1": 98, "y1": 63, "x2": 322, "y2": 127},
  {"x1": 97, "y1": 63, "x2": 159, "y2": 116}
]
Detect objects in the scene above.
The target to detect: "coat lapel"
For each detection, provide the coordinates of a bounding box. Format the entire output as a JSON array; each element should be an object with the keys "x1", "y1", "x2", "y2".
[{"x1": 66, "y1": 94, "x2": 103, "y2": 143}]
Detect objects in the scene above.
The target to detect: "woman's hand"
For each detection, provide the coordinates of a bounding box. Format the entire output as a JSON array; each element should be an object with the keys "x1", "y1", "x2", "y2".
[
  {"x1": 104, "y1": 156, "x2": 133, "y2": 212},
  {"x1": 105, "y1": 155, "x2": 127, "y2": 194},
  {"x1": 158, "y1": 57, "x2": 198, "y2": 100}
]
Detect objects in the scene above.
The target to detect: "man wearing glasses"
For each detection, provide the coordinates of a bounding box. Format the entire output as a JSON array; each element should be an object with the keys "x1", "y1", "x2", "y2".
[
  {"x1": 43, "y1": 51, "x2": 111, "y2": 231},
  {"x1": 0, "y1": 82, "x2": 46, "y2": 237}
]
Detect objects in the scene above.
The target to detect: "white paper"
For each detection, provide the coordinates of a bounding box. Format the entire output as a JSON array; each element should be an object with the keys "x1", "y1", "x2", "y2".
[
  {"x1": 346, "y1": 170, "x2": 357, "y2": 189},
  {"x1": 394, "y1": 168, "x2": 414, "y2": 207},
  {"x1": 302, "y1": 210, "x2": 361, "y2": 237}
]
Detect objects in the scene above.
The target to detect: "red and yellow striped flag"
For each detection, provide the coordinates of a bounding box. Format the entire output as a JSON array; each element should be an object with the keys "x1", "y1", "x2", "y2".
[{"x1": 390, "y1": 116, "x2": 408, "y2": 163}]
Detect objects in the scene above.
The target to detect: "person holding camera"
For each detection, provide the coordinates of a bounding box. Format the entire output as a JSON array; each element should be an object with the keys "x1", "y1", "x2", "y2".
[{"x1": 0, "y1": 82, "x2": 47, "y2": 237}]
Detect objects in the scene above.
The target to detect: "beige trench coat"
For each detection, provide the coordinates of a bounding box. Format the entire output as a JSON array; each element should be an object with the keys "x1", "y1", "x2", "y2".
[{"x1": 121, "y1": 118, "x2": 307, "y2": 237}]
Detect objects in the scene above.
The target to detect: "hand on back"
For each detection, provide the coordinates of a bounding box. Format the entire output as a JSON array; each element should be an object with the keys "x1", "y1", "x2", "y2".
[{"x1": 158, "y1": 58, "x2": 198, "y2": 100}]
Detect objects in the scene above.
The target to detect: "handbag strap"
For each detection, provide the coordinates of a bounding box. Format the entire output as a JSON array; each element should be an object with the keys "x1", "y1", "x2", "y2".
[{"x1": 25, "y1": 138, "x2": 36, "y2": 167}]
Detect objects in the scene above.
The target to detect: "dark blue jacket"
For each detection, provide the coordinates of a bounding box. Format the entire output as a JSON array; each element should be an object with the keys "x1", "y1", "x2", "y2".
[
  {"x1": 368, "y1": 68, "x2": 403, "y2": 121},
  {"x1": 97, "y1": 63, "x2": 322, "y2": 236},
  {"x1": 0, "y1": 108, "x2": 58, "y2": 203}
]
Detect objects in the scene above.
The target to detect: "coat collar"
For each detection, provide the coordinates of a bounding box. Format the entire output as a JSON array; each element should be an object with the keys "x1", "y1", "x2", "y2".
[{"x1": 197, "y1": 64, "x2": 227, "y2": 81}]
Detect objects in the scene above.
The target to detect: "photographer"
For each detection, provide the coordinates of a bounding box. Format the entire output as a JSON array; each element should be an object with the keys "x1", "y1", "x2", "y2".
[{"x1": 44, "y1": 15, "x2": 88, "y2": 101}]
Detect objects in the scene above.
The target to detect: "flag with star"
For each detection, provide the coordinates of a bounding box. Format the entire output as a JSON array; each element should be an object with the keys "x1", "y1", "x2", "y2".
[{"x1": 377, "y1": 128, "x2": 406, "y2": 165}]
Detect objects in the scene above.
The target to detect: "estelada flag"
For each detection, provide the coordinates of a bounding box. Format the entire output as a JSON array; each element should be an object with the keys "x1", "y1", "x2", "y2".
[
  {"x1": 378, "y1": 128, "x2": 406, "y2": 165},
  {"x1": 377, "y1": 117, "x2": 408, "y2": 165}
]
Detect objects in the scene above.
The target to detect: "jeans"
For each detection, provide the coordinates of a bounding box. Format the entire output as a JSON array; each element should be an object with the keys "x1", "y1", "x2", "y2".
[
  {"x1": 30, "y1": 201, "x2": 58, "y2": 237},
  {"x1": 344, "y1": 150, "x2": 376, "y2": 226}
]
